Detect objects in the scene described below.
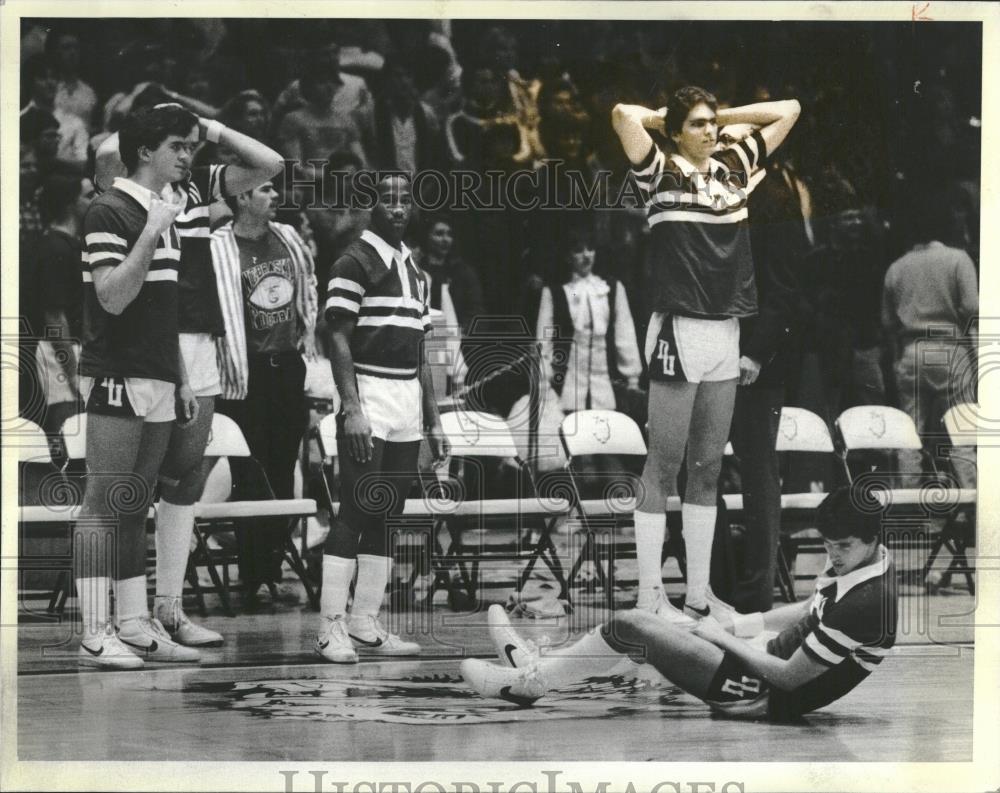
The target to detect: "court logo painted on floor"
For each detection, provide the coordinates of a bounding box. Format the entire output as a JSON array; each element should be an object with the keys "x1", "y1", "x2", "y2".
[{"x1": 196, "y1": 671, "x2": 683, "y2": 725}]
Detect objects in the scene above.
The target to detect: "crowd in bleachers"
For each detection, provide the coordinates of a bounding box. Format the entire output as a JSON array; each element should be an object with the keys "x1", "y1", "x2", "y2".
[{"x1": 17, "y1": 18, "x2": 981, "y2": 616}]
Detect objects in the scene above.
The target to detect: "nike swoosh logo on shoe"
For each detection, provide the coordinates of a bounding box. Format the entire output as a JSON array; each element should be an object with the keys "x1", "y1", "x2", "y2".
[
  {"x1": 504, "y1": 644, "x2": 519, "y2": 667},
  {"x1": 80, "y1": 643, "x2": 104, "y2": 657},
  {"x1": 121, "y1": 638, "x2": 158, "y2": 654},
  {"x1": 686, "y1": 604, "x2": 710, "y2": 618},
  {"x1": 317, "y1": 640, "x2": 330, "y2": 650},
  {"x1": 349, "y1": 634, "x2": 384, "y2": 648},
  {"x1": 499, "y1": 686, "x2": 537, "y2": 707}
]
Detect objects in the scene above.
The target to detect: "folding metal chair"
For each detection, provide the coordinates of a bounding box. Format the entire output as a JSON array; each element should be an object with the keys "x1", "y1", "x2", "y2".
[
  {"x1": 834, "y1": 405, "x2": 973, "y2": 590},
  {"x1": 15, "y1": 419, "x2": 72, "y2": 618},
  {"x1": 556, "y1": 409, "x2": 649, "y2": 608},
  {"x1": 923, "y1": 403, "x2": 979, "y2": 592},
  {"x1": 773, "y1": 406, "x2": 836, "y2": 601},
  {"x1": 437, "y1": 410, "x2": 570, "y2": 605},
  {"x1": 187, "y1": 413, "x2": 319, "y2": 614}
]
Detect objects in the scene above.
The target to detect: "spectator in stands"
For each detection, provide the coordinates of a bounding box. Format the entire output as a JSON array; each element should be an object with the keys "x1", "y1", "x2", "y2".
[
  {"x1": 367, "y1": 55, "x2": 446, "y2": 177},
  {"x1": 212, "y1": 180, "x2": 318, "y2": 608},
  {"x1": 277, "y1": 57, "x2": 370, "y2": 185},
  {"x1": 32, "y1": 172, "x2": 96, "y2": 435},
  {"x1": 478, "y1": 25, "x2": 544, "y2": 165},
  {"x1": 411, "y1": 214, "x2": 486, "y2": 335},
  {"x1": 220, "y1": 89, "x2": 273, "y2": 143},
  {"x1": 46, "y1": 29, "x2": 98, "y2": 133},
  {"x1": 445, "y1": 65, "x2": 530, "y2": 317},
  {"x1": 20, "y1": 54, "x2": 89, "y2": 170},
  {"x1": 19, "y1": 128, "x2": 46, "y2": 237},
  {"x1": 881, "y1": 198, "x2": 978, "y2": 486},
  {"x1": 272, "y1": 40, "x2": 373, "y2": 142},
  {"x1": 445, "y1": 65, "x2": 525, "y2": 171},
  {"x1": 801, "y1": 178, "x2": 887, "y2": 418},
  {"x1": 536, "y1": 223, "x2": 642, "y2": 415},
  {"x1": 98, "y1": 43, "x2": 220, "y2": 152},
  {"x1": 413, "y1": 29, "x2": 464, "y2": 123}
]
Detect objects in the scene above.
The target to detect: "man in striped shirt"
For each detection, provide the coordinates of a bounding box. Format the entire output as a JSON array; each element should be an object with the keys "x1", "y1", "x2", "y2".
[
  {"x1": 463, "y1": 487, "x2": 898, "y2": 723},
  {"x1": 76, "y1": 105, "x2": 200, "y2": 669},
  {"x1": 315, "y1": 174, "x2": 449, "y2": 663},
  {"x1": 610, "y1": 88, "x2": 800, "y2": 627}
]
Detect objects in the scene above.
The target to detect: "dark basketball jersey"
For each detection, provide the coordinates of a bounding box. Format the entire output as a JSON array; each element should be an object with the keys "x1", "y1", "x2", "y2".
[
  {"x1": 631, "y1": 132, "x2": 766, "y2": 319},
  {"x1": 325, "y1": 229, "x2": 432, "y2": 380},
  {"x1": 80, "y1": 178, "x2": 181, "y2": 383},
  {"x1": 767, "y1": 546, "x2": 898, "y2": 718},
  {"x1": 172, "y1": 164, "x2": 229, "y2": 336}
]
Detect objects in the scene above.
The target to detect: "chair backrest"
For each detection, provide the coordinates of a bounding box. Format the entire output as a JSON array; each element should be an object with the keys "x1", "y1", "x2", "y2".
[
  {"x1": 13, "y1": 419, "x2": 52, "y2": 464},
  {"x1": 776, "y1": 407, "x2": 835, "y2": 453},
  {"x1": 835, "y1": 406, "x2": 923, "y2": 452},
  {"x1": 942, "y1": 402, "x2": 980, "y2": 447},
  {"x1": 204, "y1": 413, "x2": 252, "y2": 458},
  {"x1": 199, "y1": 457, "x2": 234, "y2": 504},
  {"x1": 59, "y1": 412, "x2": 88, "y2": 462},
  {"x1": 559, "y1": 410, "x2": 647, "y2": 458},
  {"x1": 317, "y1": 413, "x2": 338, "y2": 460},
  {"x1": 439, "y1": 410, "x2": 519, "y2": 459}
]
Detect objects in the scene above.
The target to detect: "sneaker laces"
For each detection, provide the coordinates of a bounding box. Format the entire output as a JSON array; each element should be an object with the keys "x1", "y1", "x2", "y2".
[
  {"x1": 141, "y1": 615, "x2": 173, "y2": 641},
  {"x1": 517, "y1": 659, "x2": 547, "y2": 696},
  {"x1": 155, "y1": 596, "x2": 183, "y2": 628}
]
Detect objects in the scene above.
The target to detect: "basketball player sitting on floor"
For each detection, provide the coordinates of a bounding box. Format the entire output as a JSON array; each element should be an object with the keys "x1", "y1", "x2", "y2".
[{"x1": 462, "y1": 487, "x2": 897, "y2": 722}]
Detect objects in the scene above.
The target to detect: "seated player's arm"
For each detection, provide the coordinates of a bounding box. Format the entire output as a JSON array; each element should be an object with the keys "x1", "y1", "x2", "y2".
[
  {"x1": 694, "y1": 620, "x2": 826, "y2": 691},
  {"x1": 717, "y1": 99, "x2": 800, "y2": 158},
  {"x1": 611, "y1": 103, "x2": 666, "y2": 165},
  {"x1": 726, "y1": 595, "x2": 810, "y2": 637}
]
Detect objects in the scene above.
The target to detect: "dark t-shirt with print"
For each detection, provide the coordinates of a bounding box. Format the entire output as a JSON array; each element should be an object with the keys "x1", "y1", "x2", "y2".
[{"x1": 236, "y1": 230, "x2": 298, "y2": 355}]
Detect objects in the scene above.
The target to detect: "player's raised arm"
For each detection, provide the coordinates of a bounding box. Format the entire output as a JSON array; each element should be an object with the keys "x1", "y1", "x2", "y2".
[
  {"x1": 611, "y1": 103, "x2": 666, "y2": 165},
  {"x1": 207, "y1": 120, "x2": 284, "y2": 194},
  {"x1": 717, "y1": 99, "x2": 800, "y2": 161}
]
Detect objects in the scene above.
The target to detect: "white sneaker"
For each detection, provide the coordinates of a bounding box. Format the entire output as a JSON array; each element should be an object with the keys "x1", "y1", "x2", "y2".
[
  {"x1": 684, "y1": 588, "x2": 738, "y2": 624},
  {"x1": 636, "y1": 587, "x2": 697, "y2": 629},
  {"x1": 78, "y1": 623, "x2": 144, "y2": 670},
  {"x1": 117, "y1": 615, "x2": 201, "y2": 663},
  {"x1": 488, "y1": 604, "x2": 541, "y2": 668},
  {"x1": 315, "y1": 616, "x2": 359, "y2": 664},
  {"x1": 460, "y1": 658, "x2": 547, "y2": 705},
  {"x1": 154, "y1": 597, "x2": 223, "y2": 647},
  {"x1": 347, "y1": 614, "x2": 421, "y2": 656}
]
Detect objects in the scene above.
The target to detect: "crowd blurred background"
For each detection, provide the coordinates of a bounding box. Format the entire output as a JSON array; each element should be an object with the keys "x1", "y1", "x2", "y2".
[{"x1": 18, "y1": 17, "x2": 982, "y2": 493}]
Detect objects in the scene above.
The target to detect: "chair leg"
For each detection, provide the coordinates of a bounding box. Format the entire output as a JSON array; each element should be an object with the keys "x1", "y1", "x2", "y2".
[
  {"x1": 185, "y1": 561, "x2": 208, "y2": 617},
  {"x1": 193, "y1": 526, "x2": 234, "y2": 617},
  {"x1": 283, "y1": 537, "x2": 319, "y2": 610},
  {"x1": 48, "y1": 570, "x2": 68, "y2": 615}
]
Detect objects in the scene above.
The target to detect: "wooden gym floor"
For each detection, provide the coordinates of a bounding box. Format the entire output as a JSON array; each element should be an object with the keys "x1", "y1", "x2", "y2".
[{"x1": 13, "y1": 570, "x2": 977, "y2": 763}]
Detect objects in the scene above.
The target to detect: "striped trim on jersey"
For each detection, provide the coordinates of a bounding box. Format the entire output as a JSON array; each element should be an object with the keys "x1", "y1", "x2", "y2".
[
  {"x1": 325, "y1": 230, "x2": 433, "y2": 380},
  {"x1": 173, "y1": 165, "x2": 226, "y2": 239},
  {"x1": 627, "y1": 134, "x2": 766, "y2": 319},
  {"x1": 82, "y1": 206, "x2": 181, "y2": 283}
]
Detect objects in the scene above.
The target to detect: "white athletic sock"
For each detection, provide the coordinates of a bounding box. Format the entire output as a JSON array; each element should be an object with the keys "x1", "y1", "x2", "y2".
[
  {"x1": 155, "y1": 501, "x2": 195, "y2": 599},
  {"x1": 114, "y1": 575, "x2": 148, "y2": 623},
  {"x1": 351, "y1": 554, "x2": 391, "y2": 618},
  {"x1": 320, "y1": 555, "x2": 356, "y2": 620},
  {"x1": 76, "y1": 576, "x2": 110, "y2": 639},
  {"x1": 538, "y1": 627, "x2": 623, "y2": 688},
  {"x1": 633, "y1": 510, "x2": 666, "y2": 606},
  {"x1": 682, "y1": 502, "x2": 716, "y2": 609}
]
